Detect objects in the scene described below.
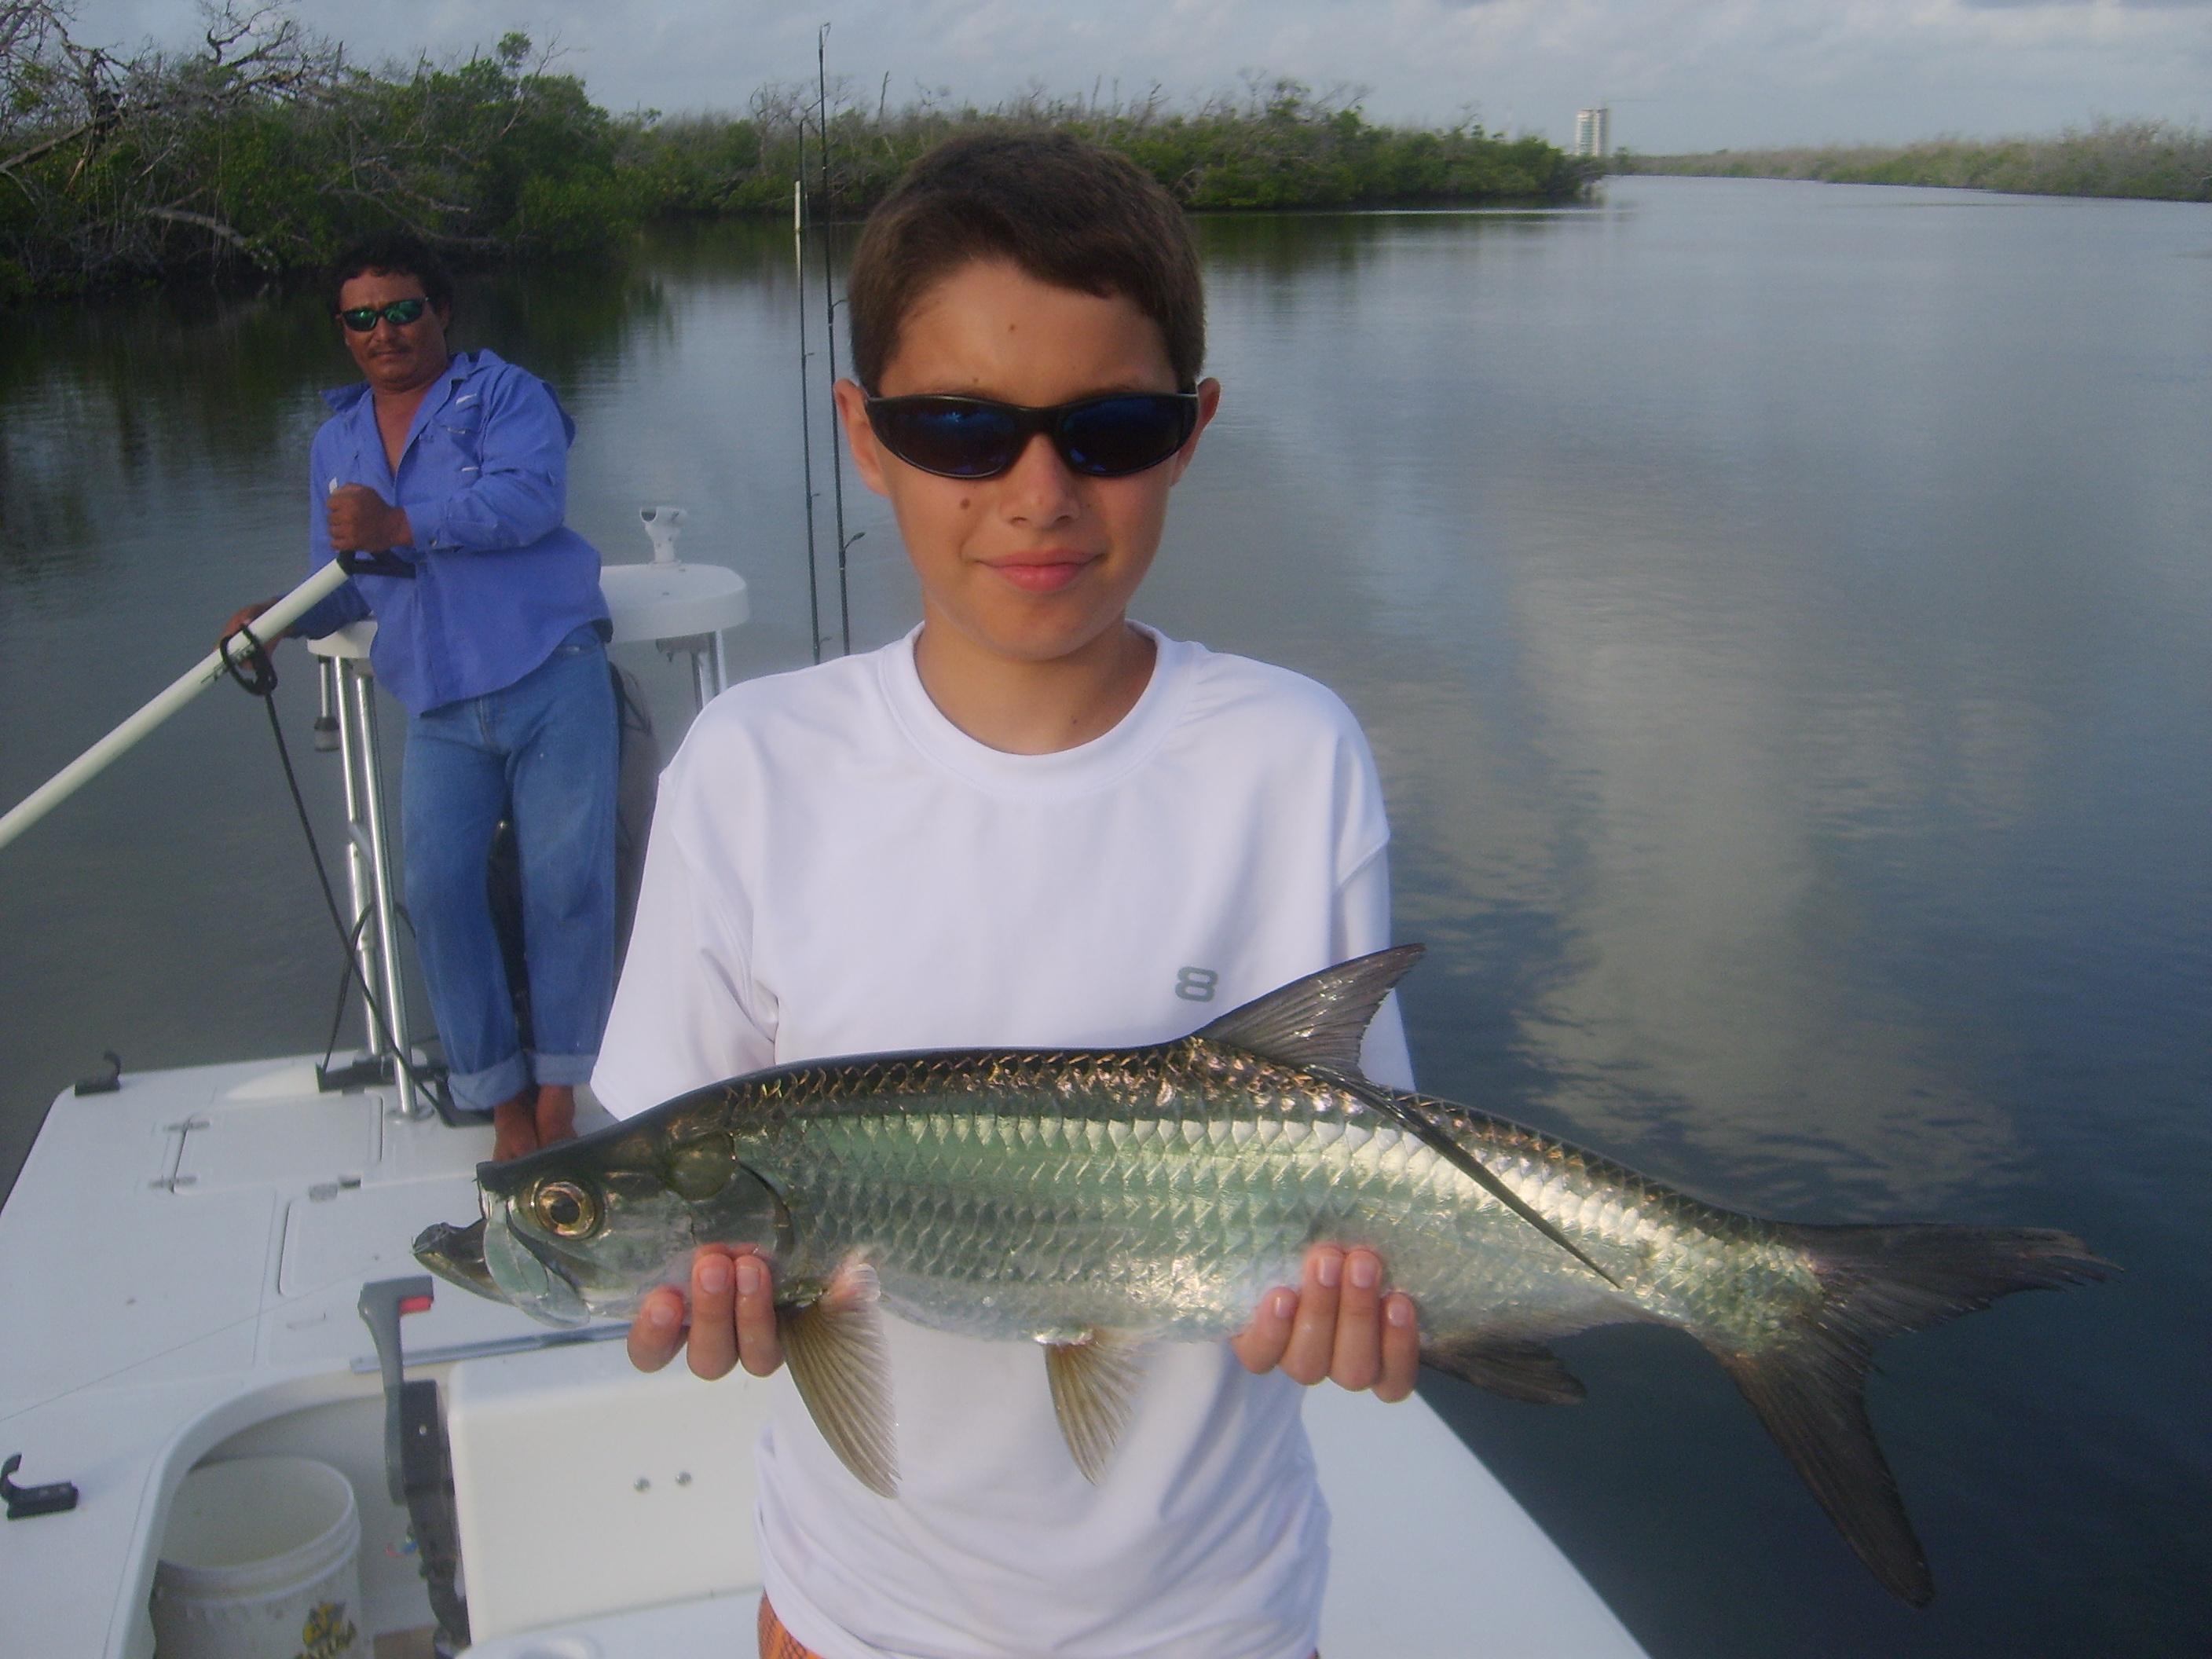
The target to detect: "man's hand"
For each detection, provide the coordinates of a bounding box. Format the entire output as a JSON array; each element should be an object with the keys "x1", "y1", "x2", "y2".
[
  {"x1": 1231, "y1": 1245, "x2": 1420, "y2": 1402},
  {"x1": 328, "y1": 483, "x2": 412, "y2": 554},
  {"x1": 628, "y1": 1244, "x2": 785, "y2": 1381},
  {"x1": 220, "y1": 599, "x2": 282, "y2": 653}
]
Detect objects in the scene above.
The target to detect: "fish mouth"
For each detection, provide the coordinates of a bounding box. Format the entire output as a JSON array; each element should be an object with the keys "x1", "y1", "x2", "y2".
[{"x1": 412, "y1": 1216, "x2": 500, "y2": 1301}]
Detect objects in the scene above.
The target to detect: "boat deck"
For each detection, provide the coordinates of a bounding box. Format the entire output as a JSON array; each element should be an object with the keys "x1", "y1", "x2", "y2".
[{"x1": 0, "y1": 1054, "x2": 1648, "y2": 1658}]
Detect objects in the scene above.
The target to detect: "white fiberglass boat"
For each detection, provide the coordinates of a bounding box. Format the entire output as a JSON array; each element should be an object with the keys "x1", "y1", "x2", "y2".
[{"x1": 0, "y1": 523, "x2": 1647, "y2": 1659}]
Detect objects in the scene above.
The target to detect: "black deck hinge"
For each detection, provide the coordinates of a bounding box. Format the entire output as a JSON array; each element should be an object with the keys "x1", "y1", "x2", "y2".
[
  {"x1": 3, "y1": 1454, "x2": 79, "y2": 1519},
  {"x1": 317, "y1": 1056, "x2": 394, "y2": 1093},
  {"x1": 73, "y1": 1051, "x2": 122, "y2": 1096}
]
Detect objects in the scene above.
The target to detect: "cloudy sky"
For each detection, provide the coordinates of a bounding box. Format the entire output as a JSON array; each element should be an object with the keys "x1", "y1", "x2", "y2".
[{"x1": 74, "y1": 0, "x2": 2211, "y2": 152}]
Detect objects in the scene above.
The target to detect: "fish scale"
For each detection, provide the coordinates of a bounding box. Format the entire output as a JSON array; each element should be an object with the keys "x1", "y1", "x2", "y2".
[
  {"x1": 761, "y1": 1047, "x2": 1797, "y2": 1344},
  {"x1": 725, "y1": 1055, "x2": 1628, "y2": 1346}
]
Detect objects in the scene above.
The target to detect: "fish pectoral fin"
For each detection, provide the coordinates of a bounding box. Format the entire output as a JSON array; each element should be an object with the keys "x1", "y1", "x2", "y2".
[
  {"x1": 1421, "y1": 1334, "x2": 1588, "y2": 1404},
  {"x1": 1042, "y1": 1329, "x2": 1152, "y2": 1483},
  {"x1": 778, "y1": 1259, "x2": 899, "y2": 1499},
  {"x1": 1192, "y1": 944, "x2": 1425, "y2": 1078}
]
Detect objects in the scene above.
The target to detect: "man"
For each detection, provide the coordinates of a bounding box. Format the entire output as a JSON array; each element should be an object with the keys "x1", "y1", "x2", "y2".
[{"x1": 228, "y1": 231, "x2": 614, "y2": 1160}]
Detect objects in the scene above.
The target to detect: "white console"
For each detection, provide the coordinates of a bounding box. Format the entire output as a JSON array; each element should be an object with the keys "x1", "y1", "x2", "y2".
[{"x1": 445, "y1": 1338, "x2": 776, "y2": 1644}]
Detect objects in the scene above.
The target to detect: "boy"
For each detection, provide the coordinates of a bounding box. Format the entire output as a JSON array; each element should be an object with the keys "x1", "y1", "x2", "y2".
[{"x1": 593, "y1": 133, "x2": 1419, "y2": 1659}]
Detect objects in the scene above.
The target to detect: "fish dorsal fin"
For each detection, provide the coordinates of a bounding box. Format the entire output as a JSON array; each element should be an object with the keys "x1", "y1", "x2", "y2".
[
  {"x1": 1042, "y1": 1328, "x2": 1152, "y2": 1483},
  {"x1": 1193, "y1": 945, "x2": 1426, "y2": 1077},
  {"x1": 779, "y1": 1259, "x2": 899, "y2": 1498}
]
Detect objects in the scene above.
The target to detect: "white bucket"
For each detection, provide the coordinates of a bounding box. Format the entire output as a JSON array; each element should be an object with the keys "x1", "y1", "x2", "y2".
[{"x1": 152, "y1": 1455, "x2": 364, "y2": 1659}]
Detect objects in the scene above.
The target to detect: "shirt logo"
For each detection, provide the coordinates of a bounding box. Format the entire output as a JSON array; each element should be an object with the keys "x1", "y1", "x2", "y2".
[{"x1": 1175, "y1": 966, "x2": 1219, "y2": 1003}]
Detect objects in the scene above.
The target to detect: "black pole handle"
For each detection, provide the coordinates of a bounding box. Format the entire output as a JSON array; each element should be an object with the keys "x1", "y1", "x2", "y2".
[{"x1": 358, "y1": 1276, "x2": 434, "y2": 1506}]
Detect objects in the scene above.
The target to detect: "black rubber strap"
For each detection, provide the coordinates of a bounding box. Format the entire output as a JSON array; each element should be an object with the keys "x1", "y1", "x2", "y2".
[
  {"x1": 339, "y1": 549, "x2": 417, "y2": 578},
  {"x1": 222, "y1": 621, "x2": 277, "y2": 698}
]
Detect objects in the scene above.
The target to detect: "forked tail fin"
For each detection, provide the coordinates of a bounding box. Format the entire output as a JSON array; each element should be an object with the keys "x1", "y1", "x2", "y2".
[{"x1": 1707, "y1": 1223, "x2": 2108, "y2": 1606}]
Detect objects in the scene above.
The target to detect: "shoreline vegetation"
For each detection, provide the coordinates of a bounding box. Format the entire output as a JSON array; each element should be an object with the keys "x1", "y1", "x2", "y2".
[
  {"x1": 1616, "y1": 120, "x2": 2212, "y2": 203},
  {"x1": 0, "y1": 2, "x2": 1594, "y2": 303}
]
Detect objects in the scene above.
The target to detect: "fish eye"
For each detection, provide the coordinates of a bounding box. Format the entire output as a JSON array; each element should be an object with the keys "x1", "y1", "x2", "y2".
[{"x1": 529, "y1": 1179, "x2": 600, "y2": 1239}]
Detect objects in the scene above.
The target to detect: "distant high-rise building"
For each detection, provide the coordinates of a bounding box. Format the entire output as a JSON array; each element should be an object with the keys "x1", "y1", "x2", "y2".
[{"x1": 1573, "y1": 106, "x2": 1611, "y2": 159}]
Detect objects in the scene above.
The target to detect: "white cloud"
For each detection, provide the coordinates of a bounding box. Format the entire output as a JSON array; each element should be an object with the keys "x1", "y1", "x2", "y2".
[{"x1": 68, "y1": 0, "x2": 2212, "y2": 149}]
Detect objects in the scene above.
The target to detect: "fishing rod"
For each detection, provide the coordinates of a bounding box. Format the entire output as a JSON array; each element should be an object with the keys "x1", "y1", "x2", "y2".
[
  {"x1": 0, "y1": 558, "x2": 353, "y2": 855},
  {"x1": 795, "y1": 170, "x2": 824, "y2": 665},
  {"x1": 818, "y1": 21, "x2": 857, "y2": 657}
]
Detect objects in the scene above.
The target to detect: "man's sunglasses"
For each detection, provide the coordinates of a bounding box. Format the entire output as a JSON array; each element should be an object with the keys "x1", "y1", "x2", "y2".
[
  {"x1": 864, "y1": 392, "x2": 1199, "y2": 480},
  {"x1": 336, "y1": 297, "x2": 431, "y2": 332}
]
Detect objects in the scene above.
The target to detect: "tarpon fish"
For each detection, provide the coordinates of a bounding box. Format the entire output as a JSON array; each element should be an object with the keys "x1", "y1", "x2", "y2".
[{"x1": 416, "y1": 946, "x2": 2104, "y2": 1605}]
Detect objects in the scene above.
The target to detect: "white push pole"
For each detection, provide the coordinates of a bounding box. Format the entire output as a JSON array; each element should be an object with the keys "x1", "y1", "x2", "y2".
[{"x1": 0, "y1": 559, "x2": 355, "y2": 854}]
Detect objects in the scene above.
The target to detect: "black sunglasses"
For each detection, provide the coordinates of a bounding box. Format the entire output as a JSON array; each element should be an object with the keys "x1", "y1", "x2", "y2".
[
  {"x1": 337, "y1": 297, "x2": 431, "y2": 332},
  {"x1": 864, "y1": 391, "x2": 1199, "y2": 480}
]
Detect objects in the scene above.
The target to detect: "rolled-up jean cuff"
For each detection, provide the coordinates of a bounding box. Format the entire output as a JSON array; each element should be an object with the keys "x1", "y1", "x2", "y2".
[
  {"x1": 449, "y1": 1051, "x2": 530, "y2": 1114},
  {"x1": 530, "y1": 1051, "x2": 599, "y2": 1088}
]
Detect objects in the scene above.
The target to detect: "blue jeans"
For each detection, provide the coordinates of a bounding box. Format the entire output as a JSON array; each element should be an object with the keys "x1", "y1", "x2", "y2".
[{"x1": 402, "y1": 625, "x2": 617, "y2": 1112}]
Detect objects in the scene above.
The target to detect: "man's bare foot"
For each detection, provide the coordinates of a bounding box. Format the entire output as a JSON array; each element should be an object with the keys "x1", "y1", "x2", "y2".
[
  {"x1": 534, "y1": 1084, "x2": 577, "y2": 1148},
  {"x1": 491, "y1": 1090, "x2": 541, "y2": 1161},
  {"x1": 490, "y1": 1085, "x2": 579, "y2": 1160}
]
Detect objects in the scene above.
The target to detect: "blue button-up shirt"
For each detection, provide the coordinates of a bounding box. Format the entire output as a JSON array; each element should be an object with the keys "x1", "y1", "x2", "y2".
[{"x1": 294, "y1": 349, "x2": 608, "y2": 715}]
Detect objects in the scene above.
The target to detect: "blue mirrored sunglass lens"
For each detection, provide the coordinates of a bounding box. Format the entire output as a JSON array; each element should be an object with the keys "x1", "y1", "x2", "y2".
[
  {"x1": 338, "y1": 298, "x2": 428, "y2": 331},
  {"x1": 878, "y1": 404, "x2": 1024, "y2": 476},
  {"x1": 1057, "y1": 398, "x2": 1189, "y2": 475}
]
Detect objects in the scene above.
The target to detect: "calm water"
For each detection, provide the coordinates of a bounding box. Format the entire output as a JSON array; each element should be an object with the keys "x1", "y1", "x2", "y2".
[{"x1": 2, "y1": 177, "x2": 2207, "y2": 1655}]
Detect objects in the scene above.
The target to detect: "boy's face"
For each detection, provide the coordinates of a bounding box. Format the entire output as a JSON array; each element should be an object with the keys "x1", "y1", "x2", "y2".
[{"x1": 837, "y1": 259, "x2": 1219, "y2": 666}]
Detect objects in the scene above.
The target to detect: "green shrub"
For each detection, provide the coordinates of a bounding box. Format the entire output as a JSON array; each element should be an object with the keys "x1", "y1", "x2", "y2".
[{"x1": 0, "y1": 9, "x2": 1588, "y2": 297}]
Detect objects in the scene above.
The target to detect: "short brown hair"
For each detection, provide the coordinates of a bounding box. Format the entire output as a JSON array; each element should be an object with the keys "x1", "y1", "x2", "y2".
[
  {"x1": 328, "y1": 229, "x2": 455, "y2": 317},
  {"x1": 847, "y1": 132, "x2": 1204, "y2": 393}
]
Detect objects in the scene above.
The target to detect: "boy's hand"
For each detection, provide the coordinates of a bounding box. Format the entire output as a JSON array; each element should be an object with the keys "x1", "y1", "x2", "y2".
[
  {"x1": 1231, "y1": 1245, "x2": 1419, "y2": 1403},
  {"x1": 628, "y1": 1244, "x2": 784, "y2": 1380}
]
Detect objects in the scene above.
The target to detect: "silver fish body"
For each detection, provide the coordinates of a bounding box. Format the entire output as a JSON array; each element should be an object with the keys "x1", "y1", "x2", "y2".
[
  {"x1": 639, "y1": 1046, "x2": 1802, "y2": 1353},
  {"x1": 421, "y1": 947, "x2": 2104, "y2": 1606}
]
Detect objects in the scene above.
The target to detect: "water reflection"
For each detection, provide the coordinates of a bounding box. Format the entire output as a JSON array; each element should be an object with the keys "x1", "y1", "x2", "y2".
[{"x1": 1167, "y1": 191, "x2": 2211, "y2": 1227}]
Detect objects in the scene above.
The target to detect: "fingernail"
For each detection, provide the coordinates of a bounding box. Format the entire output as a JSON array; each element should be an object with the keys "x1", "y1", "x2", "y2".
[
  {"x1": 1273, "y1": 1289, "x2": 1298, "y2": 1320},
  {"x1": 698, "y1": 1257, "x2": 731, "y2": 1295},
  {"x1": 647, "y1": 1297, "x2": 679, "y2": 1328},
  {"x1": 735, "y1": 1258, "x2": 763, "y2": 1296},
  {"x1": 1315, "y1": 1251, "x2": 1342, "y2": 1289},
  {"x1": 1349, "y1": 1254, "x2": 1379, "y2": 1290},
  {"x1": 1386, "y1": 1296, "x2": 1415, "y2": 1328}
]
